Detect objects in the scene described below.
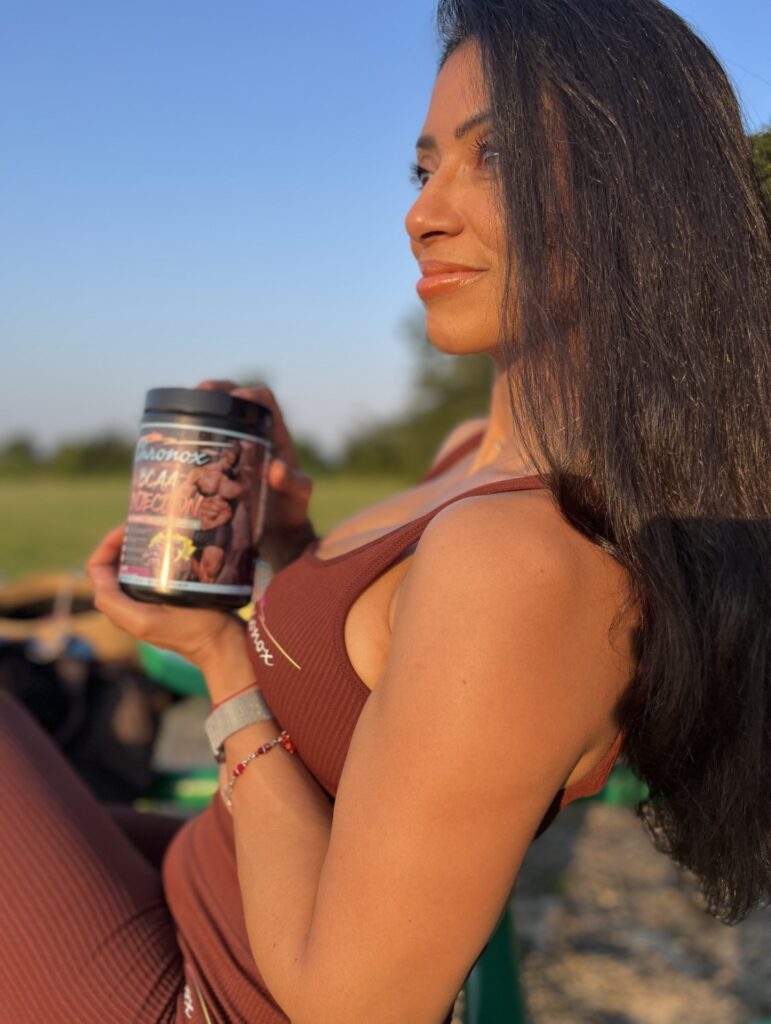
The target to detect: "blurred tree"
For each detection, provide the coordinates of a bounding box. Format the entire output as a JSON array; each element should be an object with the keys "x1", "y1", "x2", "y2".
[
  {"x1": 339, "y1": 310, "x2": 491, "y2": 479},
  {"x1": 48, "y1": 434, "x2": 134, "y2": 475},
  {"x1": 0, "y1": 435, "x2": 40, "y2": 476},
  {"x1": 293, "y1": 437, "x2": 333, "y2": 476}
]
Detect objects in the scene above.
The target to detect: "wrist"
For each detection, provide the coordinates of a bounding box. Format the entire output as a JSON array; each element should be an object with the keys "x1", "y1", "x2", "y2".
[
  {"x1": 206, "y1": 687, "x2": 275, "y2": 762},
  {"x1": 196, "y1": 617, "x2": 257, "y2": 705},
  {"x1": 210, "y1": 679, "x2": 259, "y2": 712}
]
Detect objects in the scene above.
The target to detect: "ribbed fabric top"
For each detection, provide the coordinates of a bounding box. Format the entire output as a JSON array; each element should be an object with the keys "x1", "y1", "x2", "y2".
[{"x1": 163, "y1": 430, "x2": 624, "y2": 1024}]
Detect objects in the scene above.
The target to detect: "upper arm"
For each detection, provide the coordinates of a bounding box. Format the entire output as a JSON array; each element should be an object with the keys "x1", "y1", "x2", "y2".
[{"x1": 297, "y1": 495, "x2": 619, "y2": 1024}]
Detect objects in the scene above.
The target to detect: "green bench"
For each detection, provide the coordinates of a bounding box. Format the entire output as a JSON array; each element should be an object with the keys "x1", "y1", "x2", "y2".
[{"x1": 136, "y1": 643, "x2": 219, "y2": 810}]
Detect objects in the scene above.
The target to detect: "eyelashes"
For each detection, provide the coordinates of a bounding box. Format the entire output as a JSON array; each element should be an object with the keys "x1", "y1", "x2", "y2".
[
  {"x1": 409, "y1": 137, "x2": 500, "y2": 190},
  {"x1": 473, "y1": 136, "x2": 502, "y2": 166},
  {"x1": 409, "y1": 161, "x2": 429, "y2": 189}
]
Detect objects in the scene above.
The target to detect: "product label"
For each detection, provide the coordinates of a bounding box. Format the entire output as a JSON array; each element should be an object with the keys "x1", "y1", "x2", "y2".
[{"x1": 119, "y1": 422, "x2": 270, "y2": 600}]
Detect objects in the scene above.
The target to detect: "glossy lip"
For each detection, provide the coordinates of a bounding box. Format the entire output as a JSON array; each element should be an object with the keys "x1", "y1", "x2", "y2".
[{"x1": 416, "y1": 260, "x2": 487, "y2": 300}]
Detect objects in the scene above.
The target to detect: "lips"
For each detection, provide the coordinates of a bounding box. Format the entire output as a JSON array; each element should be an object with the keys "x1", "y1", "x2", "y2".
[
  {"x1": 416, "y1": 260, "x2": 487, "y2": 300},
  {"x1": 419, "y1": 260, "x2": 486, "y2": 276}
]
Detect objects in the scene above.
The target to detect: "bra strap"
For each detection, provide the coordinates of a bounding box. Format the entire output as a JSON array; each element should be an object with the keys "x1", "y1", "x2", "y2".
[
  {"x1": 420, "y1": 428, "x2": 486, "y2": 483},
  {"x1": 354, "y1": 474, "x2": 550, "y2": 579}
]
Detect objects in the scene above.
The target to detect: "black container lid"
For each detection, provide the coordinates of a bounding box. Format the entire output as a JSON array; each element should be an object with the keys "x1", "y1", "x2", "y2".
[{"x1": 144, "y1": 388, "x2": 272, "y2": 439}]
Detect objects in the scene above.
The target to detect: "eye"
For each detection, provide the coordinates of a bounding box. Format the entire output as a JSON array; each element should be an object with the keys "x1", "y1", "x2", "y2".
[
  {"x1": 472, "y1": 137, "x2": 501, "y2": 168},
  {"x1": 409, "y1": 161, "x2": 431, "y2": 190}
]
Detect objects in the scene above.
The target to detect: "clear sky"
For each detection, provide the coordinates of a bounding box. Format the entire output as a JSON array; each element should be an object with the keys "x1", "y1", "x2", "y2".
[{"x1": 2, "y1": 0, "x2": 769, "y2": 455}]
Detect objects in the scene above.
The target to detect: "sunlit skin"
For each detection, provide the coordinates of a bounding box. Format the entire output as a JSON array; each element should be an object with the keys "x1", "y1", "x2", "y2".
[
  {"x1": 406, "y1": 40, "x2": 536, "y2": 477},
  {"x1": 406, "y1": 44, "x2": 504, "y2": 356}
]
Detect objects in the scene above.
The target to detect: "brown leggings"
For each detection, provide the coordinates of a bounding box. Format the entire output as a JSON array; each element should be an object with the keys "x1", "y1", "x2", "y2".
[{"x1": 0, "y1": 691, "x2": 194, "y2": 1023}]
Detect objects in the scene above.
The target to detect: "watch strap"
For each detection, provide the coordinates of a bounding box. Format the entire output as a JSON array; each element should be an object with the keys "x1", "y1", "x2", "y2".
[{"x1": 205, "y1": 688, "x2": 275, "y2": 763}]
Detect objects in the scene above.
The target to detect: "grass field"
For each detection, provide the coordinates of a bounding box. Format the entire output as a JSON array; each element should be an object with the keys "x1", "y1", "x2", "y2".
[{"x1": 0, "y1": 474, "x2": 408, "y2": 581}]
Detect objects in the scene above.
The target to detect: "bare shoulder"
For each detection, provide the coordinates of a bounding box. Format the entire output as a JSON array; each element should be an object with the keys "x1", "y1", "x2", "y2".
[
  {"x1": 394, "y1": 486, "x2": 637, "y2": 769},
  {"x1": 421, "y1": 485, "x2": 635, "y2": 626},
  {"x1": 401, "y1": 487, "x2": 591, "y2": 628},
  {"x1": 426, "y1": 416, "x2": 489, "y2": 472}
]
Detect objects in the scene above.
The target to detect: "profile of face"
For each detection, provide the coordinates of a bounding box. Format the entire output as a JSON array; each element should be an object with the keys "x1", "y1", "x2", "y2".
[{"x1": 405, "y1": 40, "x2": 506, "y2": 358}]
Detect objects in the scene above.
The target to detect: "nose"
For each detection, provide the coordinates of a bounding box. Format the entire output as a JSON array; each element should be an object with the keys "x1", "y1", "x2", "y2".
[{"x1": 405, "y1": 171, "x2": 464, "y2": 252}]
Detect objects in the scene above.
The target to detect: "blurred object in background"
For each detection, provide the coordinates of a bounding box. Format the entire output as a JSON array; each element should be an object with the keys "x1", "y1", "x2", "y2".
[
  {"x1": 0, "y1": 572, "x2": 136, "y2": 662},
  {"x1": 0, "y1": 573, "x2": 173, "y2": 802}
]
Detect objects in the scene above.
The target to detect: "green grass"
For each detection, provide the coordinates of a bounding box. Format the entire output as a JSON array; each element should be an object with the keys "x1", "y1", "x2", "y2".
[{"x1": 0, "y1": 474, "x2": 409, "y2": 581}]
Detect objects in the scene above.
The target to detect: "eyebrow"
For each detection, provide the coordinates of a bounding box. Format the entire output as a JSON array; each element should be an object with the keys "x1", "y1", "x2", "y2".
[{"x1": 415, "y1": 110, "x2": 492, "y2": 153}]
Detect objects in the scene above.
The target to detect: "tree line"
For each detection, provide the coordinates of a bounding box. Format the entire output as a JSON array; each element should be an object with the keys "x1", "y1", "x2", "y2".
[{"x1": 0, "y1": 312, "x2": 489, "y2": 482}]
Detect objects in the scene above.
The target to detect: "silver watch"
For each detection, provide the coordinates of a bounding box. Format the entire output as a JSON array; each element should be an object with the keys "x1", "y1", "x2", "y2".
[{"x1": 205, "y1": 689, "x2": 276, "y2": 763}]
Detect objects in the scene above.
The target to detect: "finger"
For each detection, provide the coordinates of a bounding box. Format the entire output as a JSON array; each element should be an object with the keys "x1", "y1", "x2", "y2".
[
  {"x1": 86, "y1": 524, "x2": 125, "y2": 571},
  {"x1": 86, "y1": 525, "x2": 158, "y2": 635},
  {"x1": 230, "y1": 385, "x2": 285, "y2": 423},
  {"x1": 231, "y1": 384, "x2": 274, "y2": 401},
  {"x1": 230, "y1": 385, "x2": 292, "y2": 448},
  {"x1": 199, "y1": 381, "x2": 296, "y2": 464},
  {"x1": 196, "y1": 379, "x2": 239, "y2": 393},
  {"x1": 268, "y1": 459, "x2": 313, "y2": 501},
  {"x1": 87, "y1": 553, "x2": 156, "y2": 637},
  {"x1": 197, "y1": 381, "x2": 299, "y2": 457},
  {"x1": 86, "y1": 528, "x2": 129, "y2": 602}
]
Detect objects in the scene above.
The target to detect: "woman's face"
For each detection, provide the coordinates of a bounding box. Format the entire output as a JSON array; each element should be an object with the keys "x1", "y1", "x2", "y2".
[{"x1": 405, "y1": 40, "x2": 506, "y2": 357}]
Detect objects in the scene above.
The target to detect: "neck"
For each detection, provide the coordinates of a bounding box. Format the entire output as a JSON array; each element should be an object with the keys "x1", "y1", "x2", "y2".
[{"x1": 465, "y1": 362, "x2": 539, "y2": 478}]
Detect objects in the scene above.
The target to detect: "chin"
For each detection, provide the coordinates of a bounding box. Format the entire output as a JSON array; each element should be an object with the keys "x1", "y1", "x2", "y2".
[{"x1": 423, "y1": 310, "x2": 499, "y2": 357}]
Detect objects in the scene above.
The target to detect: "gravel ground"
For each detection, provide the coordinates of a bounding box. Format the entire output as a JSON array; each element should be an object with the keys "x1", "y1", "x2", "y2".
[{"x1": 513, "y1": 800, "x2": 771, "y2": 1024}]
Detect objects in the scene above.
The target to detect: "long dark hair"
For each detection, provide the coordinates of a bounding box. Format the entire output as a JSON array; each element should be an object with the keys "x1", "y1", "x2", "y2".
[{"x1": 436, "y1": 0, "x2": 771, "y2": 924}]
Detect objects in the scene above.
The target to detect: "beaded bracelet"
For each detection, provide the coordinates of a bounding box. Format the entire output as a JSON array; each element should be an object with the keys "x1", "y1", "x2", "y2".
[{"x1": 222, "y1": 730, "x2": 296, "y2": 810}]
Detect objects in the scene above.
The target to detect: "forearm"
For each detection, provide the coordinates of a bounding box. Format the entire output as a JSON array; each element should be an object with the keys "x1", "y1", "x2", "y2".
[{"x1": 201, "y1": 628, "x2": 333, "y2": 1021}]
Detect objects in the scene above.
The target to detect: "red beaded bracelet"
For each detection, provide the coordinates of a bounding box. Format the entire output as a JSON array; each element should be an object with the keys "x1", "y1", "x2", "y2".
[{"x1": 222, "y1": 730, "x2": 296, "y2": 810}]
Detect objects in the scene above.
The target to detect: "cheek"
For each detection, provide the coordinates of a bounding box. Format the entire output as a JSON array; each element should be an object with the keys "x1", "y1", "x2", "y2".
[{"x1": 458, "y1": 175, "x2": 502, "y2": 240}]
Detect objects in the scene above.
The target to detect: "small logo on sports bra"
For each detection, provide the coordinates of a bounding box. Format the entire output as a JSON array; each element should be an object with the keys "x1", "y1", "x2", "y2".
[
  {"x1": 248, "y1": 595, "x2": 303, "y2": 670},
  {"x1": 183, "y1": 984, "x2": 195, "y2": 1018},
  {"x1": 182, "y1": 961, "x2": 215, "y2": 1023},
  {"x1": 248, "y1": 618, "x2": 275, "y2": 666}
]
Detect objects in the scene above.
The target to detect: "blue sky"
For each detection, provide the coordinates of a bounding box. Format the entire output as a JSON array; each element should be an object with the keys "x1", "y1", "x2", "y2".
[{"x1": 2, "y1": 0, "x2": 769, "y2": 455}]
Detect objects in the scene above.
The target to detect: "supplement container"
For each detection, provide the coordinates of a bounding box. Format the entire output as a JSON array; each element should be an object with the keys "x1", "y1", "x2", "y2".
[{"x1": 119, "y1": 388, "x2": 272, "y2": 609}]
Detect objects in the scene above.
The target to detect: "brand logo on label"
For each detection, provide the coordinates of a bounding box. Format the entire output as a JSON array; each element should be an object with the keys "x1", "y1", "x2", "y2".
[
  {"x1": 183, "y1": 984, "x2": 195, "y2": 1019},
  {"x1": 137, "y1": 438, "x2": 212, "y2": 466},
  {"x1": 248, "y1": 618, "x2": 275, "y2": 666}
]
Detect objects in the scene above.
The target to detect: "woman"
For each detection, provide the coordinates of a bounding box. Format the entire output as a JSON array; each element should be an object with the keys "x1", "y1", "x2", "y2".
[{"x1": 2, "y1": 1, "x2": 769, "y2": 1021}]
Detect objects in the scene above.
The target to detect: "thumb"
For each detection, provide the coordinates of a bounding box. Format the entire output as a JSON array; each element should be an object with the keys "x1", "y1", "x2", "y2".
[{"x1": 268, "y1": 458, "x2": 313, "y2": 501}]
